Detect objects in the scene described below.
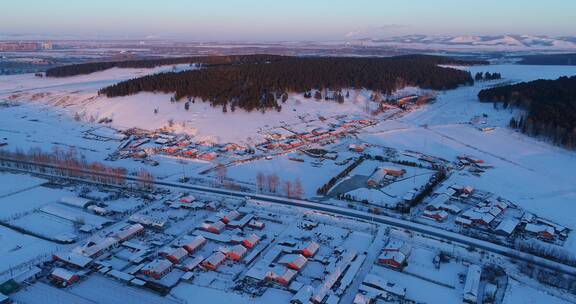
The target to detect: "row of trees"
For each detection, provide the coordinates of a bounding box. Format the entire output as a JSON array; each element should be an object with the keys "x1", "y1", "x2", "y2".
[
  {"x1": 405, "y1": 169, "x2": 447, "y2": 208},
  {"x1": 45, "y1": 54, "x2": 284, "y2": 77},
  {"x1": 255, "y1": 172, "x2": 303, "y2": 199},
  {"x1": 474, "y1": 72, "x2": 502, "y2": 81},
  {"x1": 515, "y1": 238, "x2": 576, "y2": 267},
  {"x1": 0, "y1": 147, "x2": 154, "y2": 189},
  {"x1": 479, "y1": 76, "x2": 576, "y2": 149},
  {"x1": 100, "y1": 55, "x2": 476, "y2": 112},
  {"x1": 317, "y1": 157, "x2": 365, "y2": 195}
]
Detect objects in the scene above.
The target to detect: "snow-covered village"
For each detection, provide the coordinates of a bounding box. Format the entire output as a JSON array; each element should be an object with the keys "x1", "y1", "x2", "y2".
[{"x1": 2, "y1": 1, "x2": 576, "y2": 304}]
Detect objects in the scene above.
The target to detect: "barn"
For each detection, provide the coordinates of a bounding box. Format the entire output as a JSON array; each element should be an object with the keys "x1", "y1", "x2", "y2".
[
  {"x1": 277, "y1": 270, "x2": 298, "y2": 286},
  {"x1": 113, "y1": 224, "x2": 144, "y2": 242},
  {"x1": 278, "y1": 254, "x2": 308, "y2": 271},
  {"x1": 183, "y1": 235, "x2": 207, "y2": 254},
  {"x1": 167, "y1": 247, "x2": 189, "y2": 264},
  {"x1": 141, "y1": 259, "x2": 173, "y2": 280},
  {"x1": 295, "y1": 241, "x2": 319, "y2": 258},
  {"x1": 200, "y1": 221, "x2": 226, "y2": 234},
  {"x1": 50, "y1": 268, "x2": 79, "y2": 287},
  {"x1": 203, "y1": 252, "x2": 227, "y2": 270},
  {"x1": 494, "y1": 219, "x2": 520, "y2": 236},
  {"x1": 242, "y1": 234, "x2": 261, "y2": 249},
  {"x1": 227, "y1": 245, "x2": 248, "y2": 261},
  {"x1": 220, "y1": 210, "x2": 241, "y2": 224},
  {"x1": 377, "y1": 251, "x2": 407, "y2": 269},
  {"x1": 422, "y1": 210, "x2": 449, "y2": 222}
]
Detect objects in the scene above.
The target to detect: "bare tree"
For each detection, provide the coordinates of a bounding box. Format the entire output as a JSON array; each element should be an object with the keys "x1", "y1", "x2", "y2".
[
  {"x1": 267, "y1": 174, "x2": 279, "y2": 193},
  {"x1": 283, "y1": 180, "x2": 292, "y2": 198},
  {"x1": 136, "y1": 169, "x2": 154, "y2": 190},
  {"x1": 215, "y1": 163, "x2": 227, "y2": 185},
  {"x1": 256, "y1": 172, "x2": 265, "y2": 192},
  {"x1": 293, "y1": 178, "x2": 303, "y2": 199}
]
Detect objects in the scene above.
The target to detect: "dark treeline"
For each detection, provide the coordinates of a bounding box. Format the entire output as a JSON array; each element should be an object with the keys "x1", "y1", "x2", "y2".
[
  {"x1": 474, "y1": 72, "x2": 502, "y2": 81},
  {"x1": 518, "y1": 53, "x2": 576, "y2": 66},
  {"x1": 99, "y1": 55, "x2": 476, "y2": 112},
  {"x1": 45, "y1": 54, "x2": 284, "y2": 77},
  {"x1": 478, "y1": 76, "x2": 576, "y2": 149}
]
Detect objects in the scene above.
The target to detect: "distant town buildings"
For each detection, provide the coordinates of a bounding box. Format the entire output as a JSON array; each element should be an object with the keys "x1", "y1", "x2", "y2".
[{"x1": 0, "y1": 41, "x2": 53, "y2": 51}]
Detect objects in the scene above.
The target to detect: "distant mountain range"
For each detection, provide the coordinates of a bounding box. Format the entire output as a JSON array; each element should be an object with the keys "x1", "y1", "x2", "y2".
[{"x1": 346, "y1": 35, "x2": 576, "y2": 51}]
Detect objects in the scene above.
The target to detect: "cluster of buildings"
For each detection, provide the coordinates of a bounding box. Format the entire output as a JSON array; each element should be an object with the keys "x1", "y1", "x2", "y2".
[
  {"x1": 246, "y1": 239, "x2": 369, "y2": 304},
  {"x1": 458, "y1": 199, "x2": 509, "y2": 228},
  {"x1": 421, "y1": 181, "x2": 571, "y2": 248},
  {"x1": 423, "y1": 184, "x2": 474, "y2": 222},
  {"x1": 520, "y1": 214, "x2": 570, "y2": 242},
  {"x1": 51, "y1": 223, "x2": 145, "y2": 283},
  {"x1": 141, "y1": 235, "x2": 208, "y2": 279},
  {"x1": 423, "y1": 184, "x2": 514, "y2": 231},
  {"x1": 457, "y1": 155, "x2": 493, "y2": 175},
  {"x1": 384, "y1": 94, "x2": 436, "y2": 111},
  {"x1": 260, "y1": 118, "x2": 375, "y2": 153},
  {"x1": 40, "y1": 190, "x2": 279, "y2": 297},
  {"x1": 366, "y1": 166, "x2": 406, "y2": 188},
  {"x1": 114, "y1": 129, "x2": 250, "y2": 164},
  {"x1": 245, "y1": 240, "x2": 320, "y2": 287},
  {"x1": 0, "y1": 41, "x2": 53, "y2": 51},
  {"x1": 111, "y1": 116, "x2": 377, "y2": 168},
  {"x1": 137, "y1": 209, "x2": 267, "y2": 284}
]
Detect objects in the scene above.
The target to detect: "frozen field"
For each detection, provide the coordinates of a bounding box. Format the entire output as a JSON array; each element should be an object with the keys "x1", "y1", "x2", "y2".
[
  {"x1": 503, "y1": 279, "x2": 572, "y2": 304},
  {"x1": 0, "y1": 185, "x2": 71, "y2": 220},
  {"x1": 0, "y1": 225, "x2": 59, "y2": 274},
  {"x1": 10, "y1": 211, "x2": 77, "y2": 240},
  {"x1": 0, "y1": 173, "x2": 46, "y2": 197},
  {"x1": 12, "y1": 282, "x2": 95, "y2": 304},
  {"x1": 172, "y1": 283, "x2": 293, "y2": 304},
  {"x1": 371, "y1": 265, "x2": 462, "y2": 304},
  {"x1": 226, "y1": 152, "x2": 351, "y2": 197},
  {"x1": 69, "y1": 275, "x2": 176, "y2": 304}
]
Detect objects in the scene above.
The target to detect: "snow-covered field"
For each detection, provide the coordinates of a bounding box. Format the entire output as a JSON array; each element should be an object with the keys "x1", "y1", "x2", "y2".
[
  {"x1": 172, "y1": 283, "x2": 293, "y2": 304},
  {"x1": 0, "y1": 225, "x2": 59, "y2": 274},
  {"x1": 0, "y1": 185, "x2": 70, "y2": 220},
  {"x1": 6, "y1": 92, "x2": 384, "y2": 145},
  {"x1": 0, "y1": 173, "x2": 46, "y2": 197},
  {"x1": 226, "y1": 151, "x2": 355, "y2": 197},
  {"x1": 503, "y1": 279, "x2": 571, "y2": 304},
  {"x1": 1, "y1": 62, "x2": 576, "y2": 303}
]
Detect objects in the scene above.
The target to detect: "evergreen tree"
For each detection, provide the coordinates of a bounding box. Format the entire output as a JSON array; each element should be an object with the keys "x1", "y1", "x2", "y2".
[{"x1": 475, "y1": 72, "x2": 484, "y2": 81}]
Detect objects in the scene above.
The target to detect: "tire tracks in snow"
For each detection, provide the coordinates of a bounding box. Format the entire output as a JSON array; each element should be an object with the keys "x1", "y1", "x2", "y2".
[{"x1": 425, "y1": 127, "x2": 535, "y2": 172}]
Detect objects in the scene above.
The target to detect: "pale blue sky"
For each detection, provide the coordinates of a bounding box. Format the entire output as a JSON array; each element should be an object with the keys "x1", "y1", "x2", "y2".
[{"x1": 1, "y1": 0, "x2": 574, "y2": 41}]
